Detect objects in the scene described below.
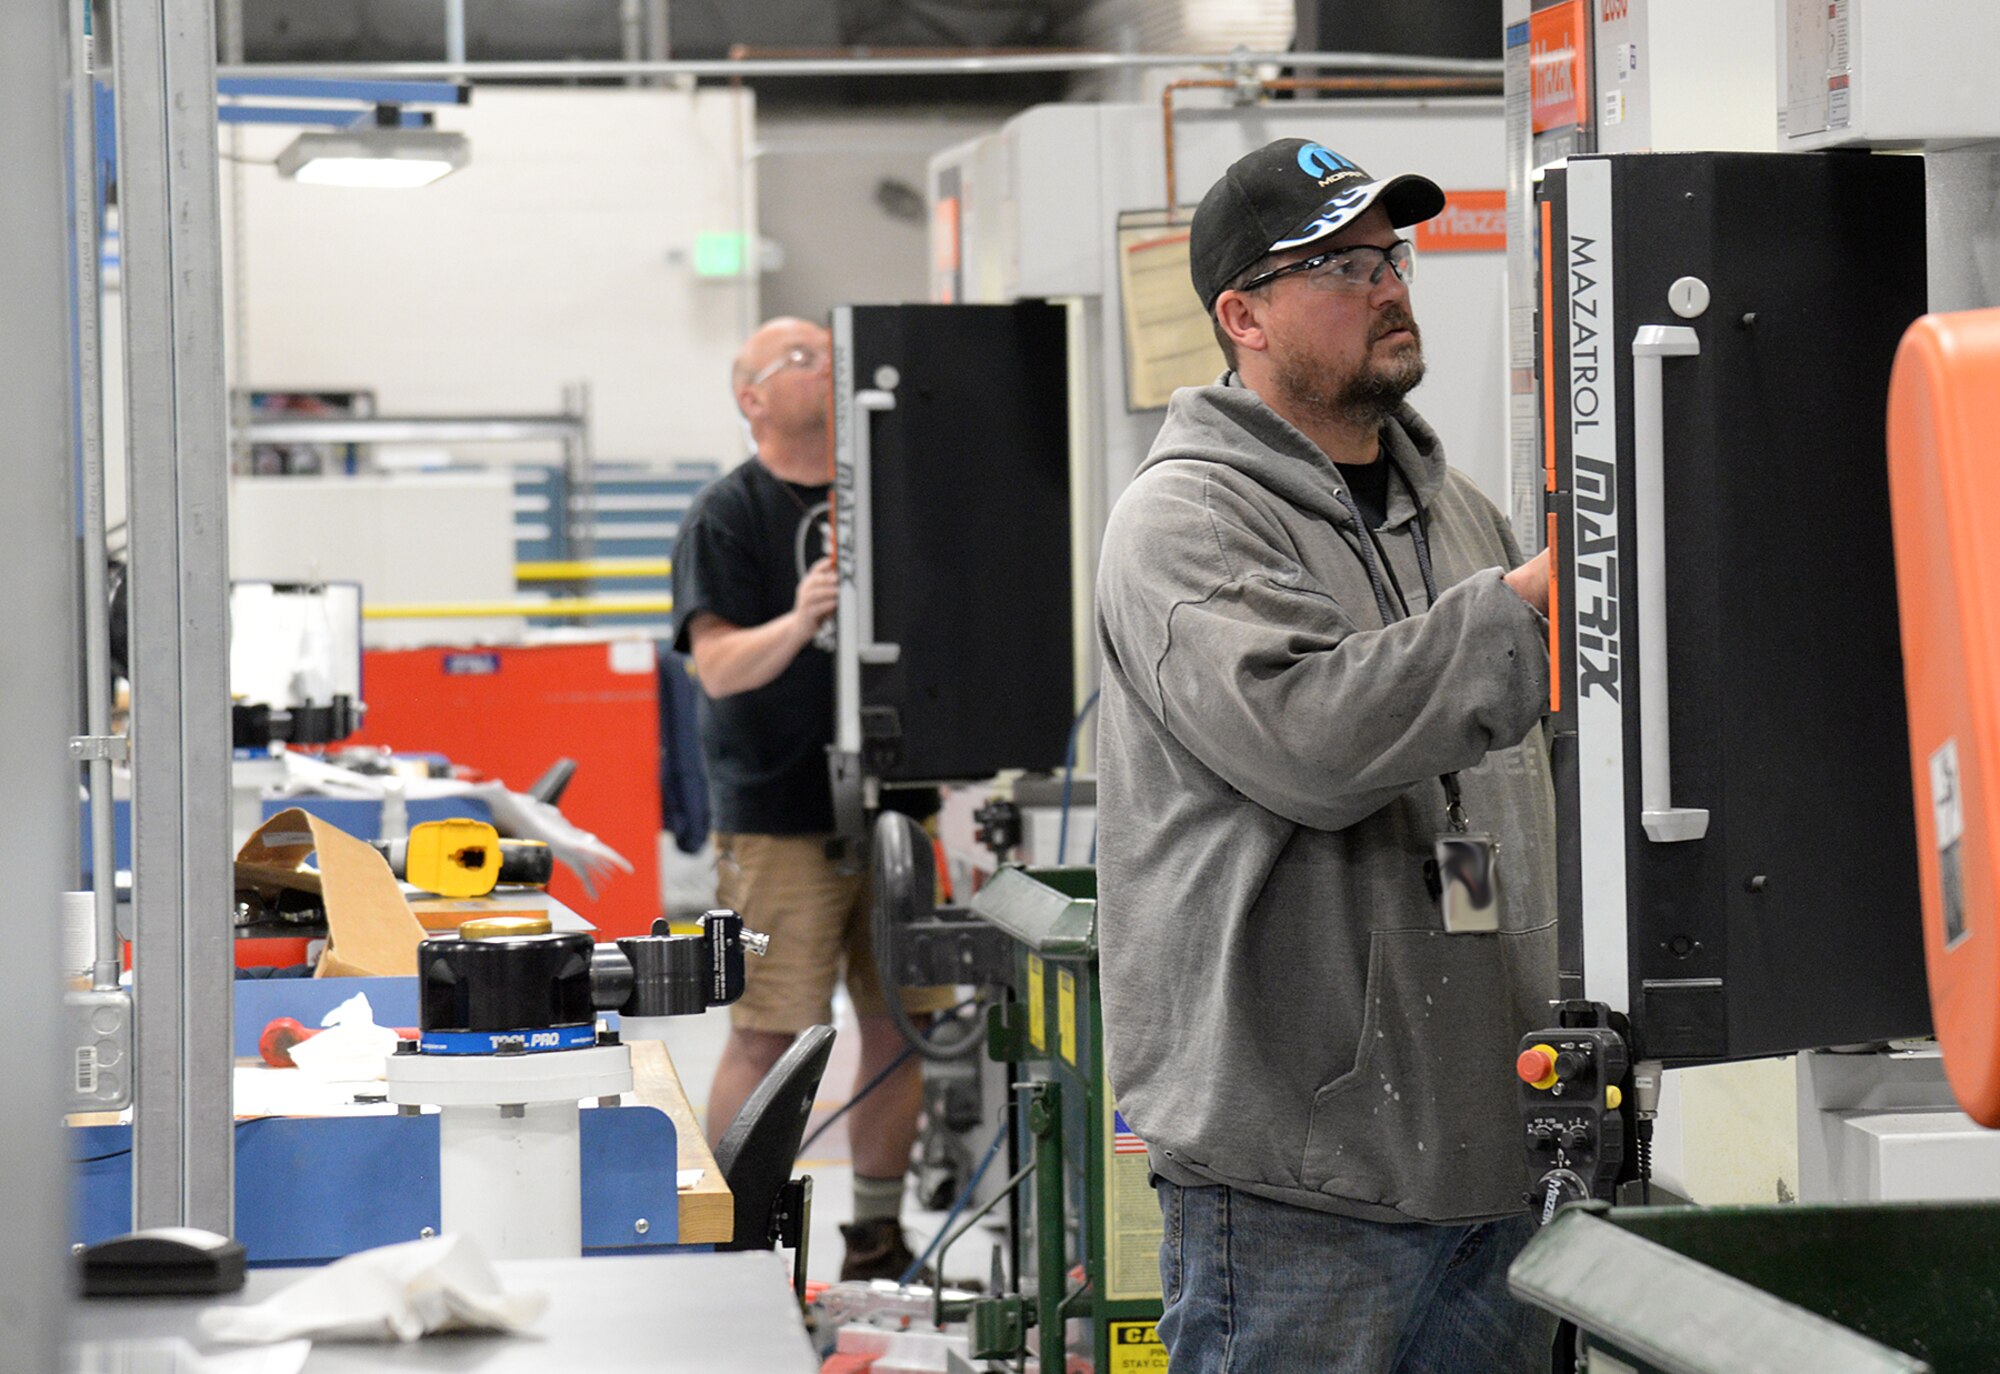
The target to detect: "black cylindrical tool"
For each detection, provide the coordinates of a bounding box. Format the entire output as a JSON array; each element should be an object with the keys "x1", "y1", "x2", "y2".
[
  {"x1": 615, "y1": 934, "x2": 708, "y2": 1017},
  {"x1": 417, "y1": 926, "x2": 594, "y2": 1048}
]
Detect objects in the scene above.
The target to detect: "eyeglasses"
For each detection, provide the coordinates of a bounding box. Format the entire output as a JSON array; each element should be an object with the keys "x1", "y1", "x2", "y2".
[
  {"x1": 1235, "y1": 239, "x2": 1416, "y2": 296},
  {"x1": 748, "y1": 345, "x2": 825, "y2": 386}
]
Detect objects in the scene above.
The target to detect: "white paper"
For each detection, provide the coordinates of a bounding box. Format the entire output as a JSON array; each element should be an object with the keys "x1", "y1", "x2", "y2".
[
  {"x1": 233, "y1": 1066, "x2": 401, "y2": 1120},
  {"x1": 200, "y1": 1235, "x2": 545, "y2": 1346},
  {"x1": 677, "y1": 1169, "x2": 702, "y2": 1191}
]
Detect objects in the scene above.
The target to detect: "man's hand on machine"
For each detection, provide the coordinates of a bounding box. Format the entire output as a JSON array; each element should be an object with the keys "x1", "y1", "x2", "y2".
[
  {"x1": 1503, "y1": 547, "x2": 1551, "y2": 617},
  {"x1": 793, "y1": 555, "x2": 840, "y2": 640}
]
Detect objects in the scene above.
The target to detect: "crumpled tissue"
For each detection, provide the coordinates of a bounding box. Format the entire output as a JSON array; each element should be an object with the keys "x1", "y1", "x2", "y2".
[
  {"x1": 285, "y1": 991, "x2": 399, "y2": 1082},
  {"x1": 199, "y1": 1235, "x2": 546, "y2": 1345}
]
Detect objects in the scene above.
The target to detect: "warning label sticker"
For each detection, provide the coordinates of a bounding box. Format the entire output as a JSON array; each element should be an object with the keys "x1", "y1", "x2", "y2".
[
  {"x1": 1103, "y1": 1093, "x2": 1163, "y2": 1302},
  {"x1": 1058, "y1": 967, "x2": 1077, "y2": 1066},
  {"x1": 1108, "y1": 1320, "x2": 1168, "y2": 1372},
  {"x1": 1027, "y1": 954, "x2": 1046, "y2": 1051}
]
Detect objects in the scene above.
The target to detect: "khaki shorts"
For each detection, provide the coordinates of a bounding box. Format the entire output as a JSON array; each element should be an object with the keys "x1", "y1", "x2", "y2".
[{"x1": 714, "y1": 831, "x2": 957, "y2": 1034}]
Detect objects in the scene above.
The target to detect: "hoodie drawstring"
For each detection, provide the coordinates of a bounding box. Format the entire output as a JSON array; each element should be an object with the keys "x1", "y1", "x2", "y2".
[
  {"x1": 1333, "y1": 486, "x2": 1398, "y2": 627},
  {"x1": 1335, "y1": 475, "x2": 1468, "y2": 835}
]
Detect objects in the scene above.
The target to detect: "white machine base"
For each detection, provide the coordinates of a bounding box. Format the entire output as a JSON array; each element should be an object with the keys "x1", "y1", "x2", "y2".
[
  {"x1": 1798, "y1": 1048, "x2": 2000, "y2": 1202},
  {"x1": 386, "y1": 1043, "x2": 634, "y2": 1259}
]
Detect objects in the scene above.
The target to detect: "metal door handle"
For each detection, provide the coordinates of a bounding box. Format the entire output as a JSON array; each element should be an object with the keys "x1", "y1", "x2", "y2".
[
  {"x1": 1631, "y1": 325, "x2": 1708, "y2": 843},
  {"x1": 850, "y1": 388, "x2": 902, "y2": 668}
]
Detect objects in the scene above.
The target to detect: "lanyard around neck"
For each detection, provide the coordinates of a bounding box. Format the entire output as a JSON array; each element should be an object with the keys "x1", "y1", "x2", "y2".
[{"x1": 1332, "y1": 461, "x2": 1468, "y2": 834}]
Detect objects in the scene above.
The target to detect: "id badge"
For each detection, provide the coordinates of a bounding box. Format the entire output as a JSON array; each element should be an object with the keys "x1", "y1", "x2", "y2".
[{"x1": 1436, "y1": 832, "x2": 1501, "y2": 933}]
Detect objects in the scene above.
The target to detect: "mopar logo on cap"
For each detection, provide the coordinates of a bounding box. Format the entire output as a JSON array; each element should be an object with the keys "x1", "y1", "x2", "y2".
[{"x1": 1297, "y1": 143, "x2": 1357, "y2": 177}]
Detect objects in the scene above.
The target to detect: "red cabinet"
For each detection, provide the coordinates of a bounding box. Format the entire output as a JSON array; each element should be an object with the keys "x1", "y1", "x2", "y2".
[{"x1": 352, "y1": 641, "x2": 662, "y2": 940}]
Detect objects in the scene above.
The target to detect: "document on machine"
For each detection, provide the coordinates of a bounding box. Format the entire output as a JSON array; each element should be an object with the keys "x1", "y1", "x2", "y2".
[{"x1": 1116, "y1": 210, "x2": 1229, "y2": 410}]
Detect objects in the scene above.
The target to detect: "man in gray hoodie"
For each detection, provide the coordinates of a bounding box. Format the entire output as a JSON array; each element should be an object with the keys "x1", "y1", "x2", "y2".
[{"x1": 1095, "y1": 139, "x2": 1558, "y2": 1371}]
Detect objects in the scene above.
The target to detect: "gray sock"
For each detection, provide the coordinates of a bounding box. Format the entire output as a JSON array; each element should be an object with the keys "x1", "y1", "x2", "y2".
[{"x1": 850, "y1": 1172, "x2": 904, "y2": 1225}]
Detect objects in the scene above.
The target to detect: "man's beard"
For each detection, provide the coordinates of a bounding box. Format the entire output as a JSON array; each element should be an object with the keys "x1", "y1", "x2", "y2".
[{"x1": 1274, "y1": 307, "x2": 1427, "y2": 433}]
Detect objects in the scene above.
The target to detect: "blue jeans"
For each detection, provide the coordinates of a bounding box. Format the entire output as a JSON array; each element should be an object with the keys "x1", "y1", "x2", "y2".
[{"x1": 1155, "y1": 1179, "x2": 1555, "y2": 1373}]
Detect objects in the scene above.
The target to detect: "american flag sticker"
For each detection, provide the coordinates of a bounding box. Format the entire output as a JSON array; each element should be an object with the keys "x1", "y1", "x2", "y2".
[{"x1": 1113, "y1": 1110, "x2": 1148, "y2": 1155}]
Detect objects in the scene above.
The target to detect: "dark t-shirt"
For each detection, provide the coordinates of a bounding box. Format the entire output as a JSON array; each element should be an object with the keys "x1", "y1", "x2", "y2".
[
  {"x1": 671, "y1": 458, "x2": 835, "y2": 834},
  {"x1": 1334, "y1": 456, "x2": 1391, "y2": 530}
]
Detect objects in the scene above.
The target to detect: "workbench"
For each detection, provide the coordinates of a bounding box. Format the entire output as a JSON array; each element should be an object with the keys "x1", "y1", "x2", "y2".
[
  {"x1": 71, "y1": 1250, "x2": 816, "y2": 1371},
  {"x1": 630, "y1": 1038, "x2": 733, "y2": 1245},
  {"x1": 71, "y1": 1031, "x2": 733, "y2": 1257}
]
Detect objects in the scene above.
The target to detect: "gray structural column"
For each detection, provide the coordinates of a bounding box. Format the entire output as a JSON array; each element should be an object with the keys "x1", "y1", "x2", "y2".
[
  {"x1": 113, "y1": 0, "x2": 236, "y2": 1231},
  {"x1": 0, "y1": 0, "x2": 83, "y2": 1366}
]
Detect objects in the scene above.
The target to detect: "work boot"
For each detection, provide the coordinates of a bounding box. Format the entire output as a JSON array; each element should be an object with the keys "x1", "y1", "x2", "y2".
[{"x1": 838, "y1": 1218, "x2": 929, "y2": 1284}]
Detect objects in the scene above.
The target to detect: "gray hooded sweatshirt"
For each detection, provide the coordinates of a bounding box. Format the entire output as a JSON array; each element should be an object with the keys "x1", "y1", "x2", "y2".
[{"x1": 1095, "y1": 377, "x2": 1557, "y2": 1226}]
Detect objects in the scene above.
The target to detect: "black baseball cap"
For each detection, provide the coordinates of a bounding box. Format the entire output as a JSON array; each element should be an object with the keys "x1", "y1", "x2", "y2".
[{"x1": 1189, "y1": 139, "x2": 1447, "y2": 310}]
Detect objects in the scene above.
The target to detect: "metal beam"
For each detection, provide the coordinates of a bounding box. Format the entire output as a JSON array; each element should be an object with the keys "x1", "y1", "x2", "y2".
[
  {"x1": 0, "y1": 0, "x2": 83, "y2": 1363},
  {"x1": 217, "y1": 75, "x2": 469, "y2": 104},
  {"x1": 73, "y1": 0, "x2": 120, "y2": 995},
  {"x1": 239, "y1": 414, "x2": 583, "y2": 445},
  {"x1": 113, "y1": 0, "x2": 235, "y2": 1234},
  {"x1": 217, "y1": 50, "x2": 1504, "y2": 81}
]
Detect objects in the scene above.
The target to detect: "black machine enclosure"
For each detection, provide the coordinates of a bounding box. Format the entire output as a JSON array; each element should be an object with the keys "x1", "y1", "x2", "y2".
[
  {"x1": 1539, "y1": 151, "x2": 1931, "y2": 1064},
  {"x1": 834, "y1": 302, "x2": 1074, "y2": 784}
]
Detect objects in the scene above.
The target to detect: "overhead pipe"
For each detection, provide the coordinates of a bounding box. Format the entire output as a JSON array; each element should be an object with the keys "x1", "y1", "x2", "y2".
[{"x1": 219, "y1": 49, "x2": 1503, "y2": 83}]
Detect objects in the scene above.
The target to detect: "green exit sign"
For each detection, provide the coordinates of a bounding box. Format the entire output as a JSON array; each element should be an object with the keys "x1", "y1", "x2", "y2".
[{"x1": 693, "y1": 232, "x2": 749, "y2": 278}]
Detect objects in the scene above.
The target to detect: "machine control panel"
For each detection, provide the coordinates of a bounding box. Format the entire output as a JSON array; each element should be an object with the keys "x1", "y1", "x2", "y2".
[{"x1": 1518, "y1": 1016, "x2": 1630, "y2": 1223}]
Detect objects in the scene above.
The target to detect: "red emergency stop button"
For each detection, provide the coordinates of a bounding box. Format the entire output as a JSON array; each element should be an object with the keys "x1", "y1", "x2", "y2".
[{"x1": 1517, "y1": 1045, "x2": 1559, "y2": 1089}]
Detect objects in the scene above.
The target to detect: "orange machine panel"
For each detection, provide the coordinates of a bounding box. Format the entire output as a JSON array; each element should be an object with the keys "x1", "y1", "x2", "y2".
[
  {"x1": 1886, "y1": 309, "x2": 2000, "y2": 1125},
  {"x1": 351, "y1": 641, "x2": 663, "y2": 941}
]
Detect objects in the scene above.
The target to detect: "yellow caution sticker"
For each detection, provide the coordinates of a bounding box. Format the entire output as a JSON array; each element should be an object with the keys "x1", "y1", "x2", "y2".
[
  {"x1": 1103, "y1": 1092, "x2": 1164, "y2": 1301},
  {"x1": 1027, "y1": 954, "x2": 1046, "y2": 1052},
  {"x1": 1058, "y1": 967, "x2": 1078, "y2": 1066},
  {"x1": 1108, "y1": 1320, "x2": 1167, "y2": 1371}
]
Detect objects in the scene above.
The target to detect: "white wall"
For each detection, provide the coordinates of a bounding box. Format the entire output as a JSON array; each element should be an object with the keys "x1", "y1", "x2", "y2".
[
  {"x1": 754, "y1": 110, "x2": 1015, "y2": 325},
  {"x1": 221, "y1": 87, "x2": 758, "y2": 467}
]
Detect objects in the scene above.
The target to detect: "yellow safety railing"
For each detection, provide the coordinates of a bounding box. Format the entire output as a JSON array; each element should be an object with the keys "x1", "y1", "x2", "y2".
[
  {"x1": 514, "y1": 558, "x2": 672, "y2": 582},
  {"x1": 364, "y1": 596, "x2": 672, "y2": 620}
]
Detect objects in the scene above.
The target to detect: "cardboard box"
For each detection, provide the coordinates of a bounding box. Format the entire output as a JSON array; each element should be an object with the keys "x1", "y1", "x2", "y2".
[{"x1": 235, "y1": 808, "x2": 430, "y2": 978}]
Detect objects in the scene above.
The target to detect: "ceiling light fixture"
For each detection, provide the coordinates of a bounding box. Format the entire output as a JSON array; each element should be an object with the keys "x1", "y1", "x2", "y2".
[{"x1": 275, "y1": 128, "x2": 470, "y2": 190}]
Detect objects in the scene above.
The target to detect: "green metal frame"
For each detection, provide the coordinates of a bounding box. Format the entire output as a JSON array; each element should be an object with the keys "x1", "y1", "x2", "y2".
[
  {"x1": 970, "y1": 866, "x2": 1166, "y2": 1371},
  {"x1": 1511, "y1": 1201, "x2": 2000, "y2": 1373}
]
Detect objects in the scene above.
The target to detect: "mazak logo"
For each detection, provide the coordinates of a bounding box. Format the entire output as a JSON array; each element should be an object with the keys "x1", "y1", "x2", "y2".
[
  {"x1": 1413, "y1": 190, "x2": 1507, "y2": 253},
  {"x1": 1296, "y1": 143, "x2": 1356, "y2": 178},
  {"x1": 1602, "y1": 0, "x2": 1629, "y2": 20},
  {"x1": 1533, "y1": 40, "x2": 1575, "y2": 109},
  {"x1": 1529, "y1": 1, "x2": 1586, "y2": 133},
  {"x1": 1568, "y1": 231, "x2": 1620, "y2": 702}
]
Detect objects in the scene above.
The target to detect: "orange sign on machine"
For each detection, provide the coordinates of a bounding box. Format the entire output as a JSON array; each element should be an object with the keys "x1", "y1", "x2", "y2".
[
  {"x1": 1529, "y1": 0, "x2": 1590, "y2": 136},
  {"x1": 1412, "y1": 191, "x2": 1508, "y2": 254},
  {"x1": 1886, "y1": 308, "x2": 2000, "y2": 1125}
]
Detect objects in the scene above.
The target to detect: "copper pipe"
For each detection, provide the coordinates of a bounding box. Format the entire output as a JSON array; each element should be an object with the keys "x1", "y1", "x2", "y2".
[
  {"x1": 1162, "y1": 74, "x2": 1504, "y2": 222},
  {"x1": 1160, "y1": 78, "x2": 1235, "y2": 222}
]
